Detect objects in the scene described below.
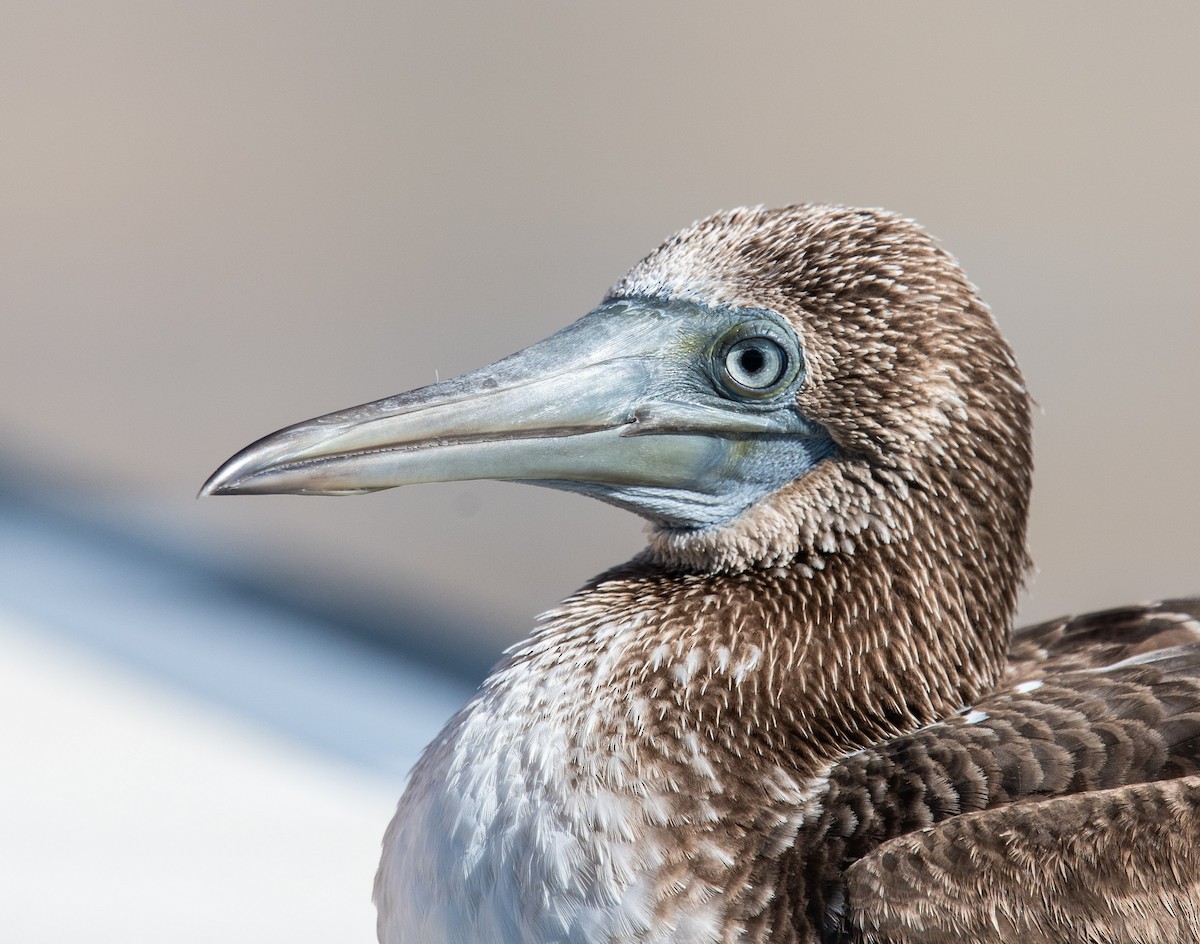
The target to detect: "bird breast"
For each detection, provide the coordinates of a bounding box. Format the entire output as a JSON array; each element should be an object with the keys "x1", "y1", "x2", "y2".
[{"x1": 374, "y1": 606, "x2": 818, "y2": 944}]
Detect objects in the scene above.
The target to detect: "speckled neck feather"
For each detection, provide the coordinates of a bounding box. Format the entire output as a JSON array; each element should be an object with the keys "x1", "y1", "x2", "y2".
[{"x1": 608, "y1": 204, "x2": 1032, "y2": 728}]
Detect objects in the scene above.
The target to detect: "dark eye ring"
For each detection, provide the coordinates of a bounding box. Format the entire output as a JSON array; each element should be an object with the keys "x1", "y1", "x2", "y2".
[
  {"x1": 724, "y1": 337, "x2": 787, "y2": 389},
  {"x1": 715, "y1": 327, "x2": 800, "y2": 398}
]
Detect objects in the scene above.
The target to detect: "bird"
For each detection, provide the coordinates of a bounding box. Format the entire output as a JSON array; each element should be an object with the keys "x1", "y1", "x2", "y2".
[{"x1": 203, "y1": 205, "x2": 1200, "y2": 943}]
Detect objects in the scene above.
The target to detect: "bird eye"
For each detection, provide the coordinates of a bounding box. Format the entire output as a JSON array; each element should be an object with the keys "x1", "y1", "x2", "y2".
[{"x1": 719, "y1": 336, "x2": 794, "y2": 397}]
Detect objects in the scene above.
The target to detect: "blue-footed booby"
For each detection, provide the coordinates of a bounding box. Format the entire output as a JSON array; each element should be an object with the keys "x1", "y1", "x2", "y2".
[{"x1": 204, "y1": 205, "x2": 1200, "y2": 943}]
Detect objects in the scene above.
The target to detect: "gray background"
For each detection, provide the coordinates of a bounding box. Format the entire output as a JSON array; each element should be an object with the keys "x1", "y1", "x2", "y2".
[{"x1": 4, "y1": 2, "x2": 1198, "y2": 666}]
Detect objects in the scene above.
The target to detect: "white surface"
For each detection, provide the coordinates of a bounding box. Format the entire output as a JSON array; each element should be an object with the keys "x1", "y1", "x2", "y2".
[{"x1": 0, "y1": 613, "x2": 406, "y2": 943}]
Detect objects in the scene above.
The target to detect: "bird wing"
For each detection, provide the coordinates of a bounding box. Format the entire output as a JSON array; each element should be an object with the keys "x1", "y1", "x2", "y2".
[
  {"x1": 1006, "y1": 595, "x2": 1200, "y2": 680},
  {"x1": 773, "y1": 599, "x2": 1200, "y2": 941},
  {"x1": 842, "y1": 775, "x2": 1200, "y2": 943}
]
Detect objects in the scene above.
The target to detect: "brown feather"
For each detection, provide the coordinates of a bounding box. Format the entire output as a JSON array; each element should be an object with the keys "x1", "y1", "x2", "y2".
[{"x1": 844, "y1": 775, "x2": 1200, "y2": 943}]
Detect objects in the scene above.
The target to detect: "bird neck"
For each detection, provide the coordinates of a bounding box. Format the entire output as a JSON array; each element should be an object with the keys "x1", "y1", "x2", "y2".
[{"x1": 567, "y1": 453, "x2": 1028, "y2": 774}]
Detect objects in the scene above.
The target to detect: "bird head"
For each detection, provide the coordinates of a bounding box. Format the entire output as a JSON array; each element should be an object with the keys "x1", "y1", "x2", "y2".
[{"x1": 203, "y1": 205, "x2": 1031, "y2": 573}]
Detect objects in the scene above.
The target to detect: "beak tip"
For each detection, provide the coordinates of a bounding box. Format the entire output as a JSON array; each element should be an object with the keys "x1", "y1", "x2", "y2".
[
  {"x1": 198, "y1": 472, "x2": 231, "y2": 498},
  {"x1": 200, "y1": 455, "x2": 253, "y2": 497}
]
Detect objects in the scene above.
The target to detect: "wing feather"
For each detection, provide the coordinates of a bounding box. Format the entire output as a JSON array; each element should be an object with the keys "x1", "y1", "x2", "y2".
[
  {"x1": 773, "y1": 599, "x2": 1200, "y2": 941},
  {"x1": 844, "y1": 776, "x2": 1200, "y2": 943}
]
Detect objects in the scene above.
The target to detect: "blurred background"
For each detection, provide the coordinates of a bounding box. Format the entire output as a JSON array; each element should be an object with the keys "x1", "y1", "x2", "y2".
[{"x1": 2, "y1": 2, "x2": 1198, "y2": 941}]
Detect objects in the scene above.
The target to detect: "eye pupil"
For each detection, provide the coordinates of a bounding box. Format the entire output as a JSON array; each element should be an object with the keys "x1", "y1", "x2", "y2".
[{"x1": 738, "y1": 348, "x2": 766, "y2": 376}]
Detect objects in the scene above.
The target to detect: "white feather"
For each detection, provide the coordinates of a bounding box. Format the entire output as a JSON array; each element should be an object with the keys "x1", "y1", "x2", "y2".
[{"x1": 374, "y1": 617, "x2": 732, "y2": 944}]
